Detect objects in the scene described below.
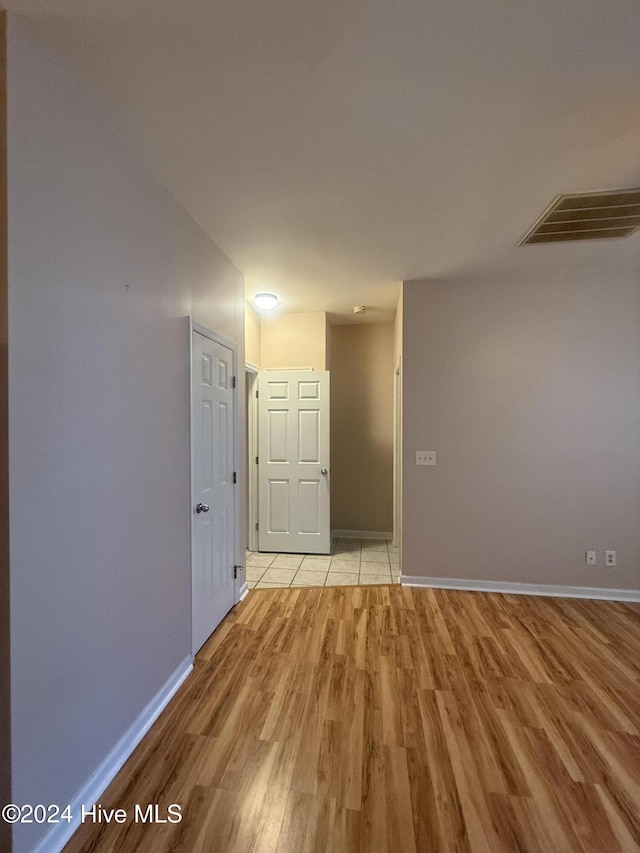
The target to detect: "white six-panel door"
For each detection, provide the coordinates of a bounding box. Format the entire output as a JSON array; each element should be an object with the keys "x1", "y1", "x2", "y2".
[
  {"x1": 258, "y1": 370, "x2": 330, "y2": 554},
  {"x1": 191, "y1": 330, "x2": 236, "y2": 654}
]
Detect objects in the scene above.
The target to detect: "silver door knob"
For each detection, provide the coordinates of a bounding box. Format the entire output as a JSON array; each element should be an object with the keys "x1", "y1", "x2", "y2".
[
  {"x1": 195, "y1": 503, "x2": 210, "y2": 513},
  {"x1": 321, "y1": 468, "x2": 328, "y2": 475}
]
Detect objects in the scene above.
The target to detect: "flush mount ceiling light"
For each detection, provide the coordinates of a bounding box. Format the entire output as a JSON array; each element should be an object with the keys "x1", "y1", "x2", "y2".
[{"x1": 254, "y1": 292, "x2": 279, "y2": 309}]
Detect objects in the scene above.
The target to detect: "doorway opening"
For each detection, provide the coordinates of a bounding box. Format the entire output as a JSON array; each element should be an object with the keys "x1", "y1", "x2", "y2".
[
  {"x1": 245, "y1": 310, "x2": 401, "y2": 583},
  {"x1": 247, "y1": 324, "x2": 400, "y2": 586}
]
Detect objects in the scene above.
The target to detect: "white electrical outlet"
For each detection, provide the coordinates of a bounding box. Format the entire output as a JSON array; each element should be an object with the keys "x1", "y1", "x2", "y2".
[
  {"x1": 604, "y1": 550, "x2": 617, "y2": 567},
  {"x1": 585, "y1": 551, "x2": 596, "y2": 566},
  {"x1": 416, "y1": 451, "x2": 436, "y2": 466}
]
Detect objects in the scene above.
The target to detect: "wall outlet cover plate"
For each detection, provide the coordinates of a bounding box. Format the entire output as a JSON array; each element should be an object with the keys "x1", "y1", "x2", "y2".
[{"x1": 416, "y1": 451, "x2": 436, "y2": 466}]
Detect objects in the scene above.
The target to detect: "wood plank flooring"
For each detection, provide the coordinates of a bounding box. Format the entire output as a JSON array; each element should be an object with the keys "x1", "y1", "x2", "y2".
[{"x1": 64, "y1": 585, "x2": 640, "y2": 852}]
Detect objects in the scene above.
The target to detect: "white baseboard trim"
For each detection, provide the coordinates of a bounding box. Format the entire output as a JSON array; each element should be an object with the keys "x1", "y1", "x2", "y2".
[
  {"x1": 400, "y1": 575, "x2": 640, "y2": 603},
  {"x1": 34, "y1": 655, "x2": 193, "y2": 853},
  {"x1": 238, "y1": 581, "x2": 249, "y2": 601},
  {"x1": 332, "y1": 529, "x2": 393, "y2": 540}
]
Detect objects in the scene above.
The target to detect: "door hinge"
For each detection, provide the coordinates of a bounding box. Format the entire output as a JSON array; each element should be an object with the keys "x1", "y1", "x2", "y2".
[
  {"x1": 233, "y1": 471, "x2": 237, "y2": 484},
  {"x1": 255, "y1": 389, "x2": 259, "y2": 399},
  {"x1": 255, "y1": 456, "x2": 259, "y2": 465},
  {"x1": 232, "y1": 376, "x2": 237, "y2": 389},
  {"x1": 255, "y1": 522, "x2": 259, "y2": 531},
  {"x1": 234, "y1": 565, "x2": 239, "y2": 579}
]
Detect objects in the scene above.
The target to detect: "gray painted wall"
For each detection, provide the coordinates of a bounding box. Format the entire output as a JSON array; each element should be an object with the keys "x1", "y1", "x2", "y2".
[
  {"x1": 8, "y1": 20, "x2": 244, "y2": 852},
  {"x1": 402, "y1": 266, "x2": 640, "y2": 591},
  {"x1": 0, "y1": 13, "x2": 11, "y2": 853}
]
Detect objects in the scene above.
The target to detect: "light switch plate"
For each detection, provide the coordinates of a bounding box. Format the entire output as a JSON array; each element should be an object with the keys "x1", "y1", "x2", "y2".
[{"x1": 416, "y1": 451, "x2": 436, "y2": 466}]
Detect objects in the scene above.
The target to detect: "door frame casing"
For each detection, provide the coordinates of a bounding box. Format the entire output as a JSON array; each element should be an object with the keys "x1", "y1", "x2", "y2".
[
  {"x1": 188, "y1": 318, "x2": 240, "y2": 655},
  {"x1": 393, "y1": 356, "x2": 402, "y2": 553},
  {"x1": 245, "y1": 362, "x2": 259, "y2": 553}
]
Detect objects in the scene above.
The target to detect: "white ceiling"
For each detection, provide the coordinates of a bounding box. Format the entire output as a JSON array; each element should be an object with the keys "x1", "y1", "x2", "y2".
[{"x1": 8, "y1": 0, "x2": 640, "y2": 322}]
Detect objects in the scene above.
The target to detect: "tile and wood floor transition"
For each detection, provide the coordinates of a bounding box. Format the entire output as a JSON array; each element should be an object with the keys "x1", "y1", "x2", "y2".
[
  {"x1": 64, "y1": 585, "x2": 640, "y2": 852},
  {"x1": 247, "y1": 538, "x2": 400, "y2": 589}
]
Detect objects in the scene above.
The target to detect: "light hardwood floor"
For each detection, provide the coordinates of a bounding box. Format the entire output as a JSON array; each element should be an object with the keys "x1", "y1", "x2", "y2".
[{"x1": 64, "y1": 585, "x2": 640, "y2": 852}]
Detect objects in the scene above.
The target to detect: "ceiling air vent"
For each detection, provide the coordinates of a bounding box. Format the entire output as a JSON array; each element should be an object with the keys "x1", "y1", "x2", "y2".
[{"x1": 519, "y1": 188, "x2": 640, "y2": 245}]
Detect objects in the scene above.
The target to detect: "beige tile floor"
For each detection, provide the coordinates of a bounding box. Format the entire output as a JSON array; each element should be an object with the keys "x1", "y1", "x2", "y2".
[{"x1": 246, "y1": 538, "x2": 400, "y2": 589}]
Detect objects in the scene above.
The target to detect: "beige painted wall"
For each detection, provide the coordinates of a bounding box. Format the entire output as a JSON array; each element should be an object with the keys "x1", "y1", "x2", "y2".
[
  {"x1": 402, "y1": 269, "x2": 640, "y2": 590},
  {"x1": 330, "y1": 322, "x2": 394, "y2": 532},
  {"x1": 261, "y1": 311, "x2": 327, "y2": 370},
  {"x1": 245, "y1": 300, "x2": 261, "y2": 367}
]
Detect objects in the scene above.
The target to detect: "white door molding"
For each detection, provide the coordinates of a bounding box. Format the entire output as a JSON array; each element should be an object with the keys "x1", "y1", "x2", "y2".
[
  {"x1": 245, "y1": 363, "x2": 259, "y2": 553},
  {"x1": 393, "y1": 356, "x2": 402, "y2": 552}
]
